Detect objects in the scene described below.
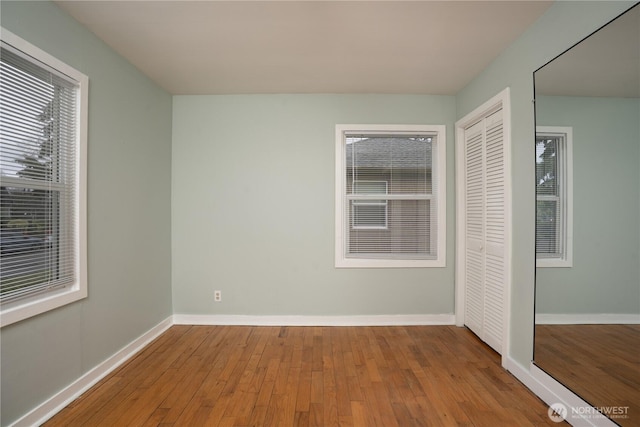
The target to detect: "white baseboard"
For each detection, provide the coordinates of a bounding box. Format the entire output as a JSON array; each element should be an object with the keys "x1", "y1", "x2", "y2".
[
  {"x1": 504, "y1": 357, "x2": 617, "y2": 427},
  {"x1": 535, "y1": 313, "x2": 640, "y2": 325},
  {"x1": 10, "y1": 316, "x2": 173, "y2": 427},
  {"x1": 173, "y1": 313, "x2": 456, "y2": 326}
]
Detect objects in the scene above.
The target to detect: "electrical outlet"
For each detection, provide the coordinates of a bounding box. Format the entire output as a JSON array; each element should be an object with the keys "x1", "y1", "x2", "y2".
[{"x1": 214, "y1": 290, "x2": 222, "y2": 302}]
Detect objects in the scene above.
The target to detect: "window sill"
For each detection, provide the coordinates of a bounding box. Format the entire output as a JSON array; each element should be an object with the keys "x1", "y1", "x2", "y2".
[
  {"x1": 536, "y1": 258, "x2": 572, "y2": 268},
  {"x1": 336, "y1": 257, "x2": 445, "y2": 268},
  {"x1": 0, "y1": 283, "x2": 86, "y2": 328}
]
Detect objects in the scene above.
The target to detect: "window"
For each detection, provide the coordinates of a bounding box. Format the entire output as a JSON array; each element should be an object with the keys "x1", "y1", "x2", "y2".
[
  {"x1": 0, "y1": 28, "x2": 88, "y2": 327},
  {"x1": 335, "y1": 124, "x2": 446, "y2": 268},
  {"x1": 536, "y1": 126, "x2": 572, "y2": 267}
]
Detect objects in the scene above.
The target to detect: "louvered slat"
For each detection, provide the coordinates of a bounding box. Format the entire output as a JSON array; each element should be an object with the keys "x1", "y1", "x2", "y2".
[{"x1": 463, "y1": 108, "x2": 506, "y2": 355}]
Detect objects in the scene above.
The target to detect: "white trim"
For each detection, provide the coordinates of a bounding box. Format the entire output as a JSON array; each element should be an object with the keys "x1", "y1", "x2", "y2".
[
  {"x1": 0, "y1": 28, "x2": 84, "y2": 82},
  {"x1": 173, "y1": 314, "x2": 456, "y2": 326},
  {"x1": 455, "y1": 123, "x2": 467, "y2": 327},
  {"x1": 334, "y1": 124, "x2": 446, "y2": 268},
  {"x1": 536, "y1": 313, "x2": 640, "y2": 324},
  {"x1": 454, "y1": 88, "x2": 512, "y2": 364},
  {"x1": 0, "y1": 27, "x2": 89, "y2": 328},
  {"x1": 504, "y1": 358, "x2": 618, "y2": 426},
  {"x1": 9, "y1": 317, "x2": 173, "y2": 427}
]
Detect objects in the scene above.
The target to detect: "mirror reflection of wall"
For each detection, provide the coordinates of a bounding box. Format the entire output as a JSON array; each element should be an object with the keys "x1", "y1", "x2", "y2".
[{"x1": 534, "y1": 4, "x2": 640, "y2": 426}]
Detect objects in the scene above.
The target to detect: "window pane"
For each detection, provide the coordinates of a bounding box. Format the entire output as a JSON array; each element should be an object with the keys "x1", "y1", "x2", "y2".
[
  {"x1": 1, "y1": 47, "x2": 76, "y2": 182},
  {"x1": 1, "y1": 188, "x2": 65, "y2": 300},
  {"x1": 536, "y1": 137, "x2": 558, "y2": 196},
  {"x1": 346, "y1": 137, "x2": 432, "y2": 195},
  {"x1": 536, "y1": 199, "x2": 559, "y2": 255},
  {"x1": 344, "y1": 135, "x2": 435, "y2": 259},
  {"x1": 353, "y1": 180, "x2": 386, "y2": 194},
  {"x1": 351, "y1": 202, "x2": 387, "y2": 228},
  {"x1": 348, "y1": 199, "x2": 431, "y2": 258}
]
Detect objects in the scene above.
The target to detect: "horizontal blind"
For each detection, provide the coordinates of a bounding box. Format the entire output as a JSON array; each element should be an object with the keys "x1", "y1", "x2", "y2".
[
  {"x1": 345, "y1": 135, "x2": 435, "y2": 259},
  {"x1": 0, "y1": 44, "x2": 78, "y2": 303},
  {"x1": 535, "y1": 135, "x2": 561, "y2": 257}
]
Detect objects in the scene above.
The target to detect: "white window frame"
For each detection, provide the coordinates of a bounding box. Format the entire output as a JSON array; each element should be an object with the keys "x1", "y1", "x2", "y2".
[
  {"x1": 351, "y1": 180, "x2": 388, "y2": 230},
  {"x1": 536, "y1": 126, "x2": 573, "y2": 268},
  {"x1": 335, "y1": 124, "x2": 446, "y2": 268},
  {"x1": 0, "y1": 28, "x2": 88, "y2": 327}
]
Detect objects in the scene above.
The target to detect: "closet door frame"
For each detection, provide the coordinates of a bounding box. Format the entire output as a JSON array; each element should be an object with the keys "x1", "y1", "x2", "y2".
[{"x1": 455, "y1": 88, "x2": 512, "y2": 365}]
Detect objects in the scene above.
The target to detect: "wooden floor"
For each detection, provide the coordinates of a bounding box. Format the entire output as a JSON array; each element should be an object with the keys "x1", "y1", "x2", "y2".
[
  {"x1": 46, "y1": 325, "x2": 563, "y2": 426},
  {"x1": 535, "y1": 324, "x2": 640, "y2": 427}
]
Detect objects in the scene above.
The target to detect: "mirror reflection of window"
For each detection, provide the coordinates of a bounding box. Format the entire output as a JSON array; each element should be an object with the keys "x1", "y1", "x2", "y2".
[{"x1": 535, "y1": 127, "x2": 573, "y2": 267}]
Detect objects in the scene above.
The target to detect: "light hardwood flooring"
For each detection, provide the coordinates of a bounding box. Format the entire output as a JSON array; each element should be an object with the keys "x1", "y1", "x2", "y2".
[
  {"x1": 45, "y1": 325, "x2": 564, "y2": 426},
  {"x1": 535, "y1": 324, "x2": 640, "y2": 427}
]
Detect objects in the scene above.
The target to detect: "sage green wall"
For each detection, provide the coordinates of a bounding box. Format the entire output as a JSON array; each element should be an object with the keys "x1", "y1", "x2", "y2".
[
  {"x1": 0, "y1": 2, "x2": 173, "y2": 425},
  {"x1": 2, "y1": 0, "x2": 637, "y2": 424},
  {"x1": 536, "y1": 96, "x2": 640, "y2": 315},
  {"x1": 456, "y1": 1, "x2": 636, "y2": 366},
  {"x1": 172, "y1": 95, "x2": 456, "y2": 316}
]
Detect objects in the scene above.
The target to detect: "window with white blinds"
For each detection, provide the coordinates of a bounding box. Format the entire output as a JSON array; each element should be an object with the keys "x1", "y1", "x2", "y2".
[
  {"x1": 335, "y1": 125, "x2": 446, "y2": 268},
  {"x1": 536, "y1": 126, "x2": 572, "y2": 268},
  {"x1": 0, "y1": 29, "x2": 87, "y2": 327}
]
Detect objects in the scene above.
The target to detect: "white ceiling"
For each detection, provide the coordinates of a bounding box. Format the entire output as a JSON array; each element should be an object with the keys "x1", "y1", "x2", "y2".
[{"x1": 56, "y1": 0, "x2": 553, "y2": 95}]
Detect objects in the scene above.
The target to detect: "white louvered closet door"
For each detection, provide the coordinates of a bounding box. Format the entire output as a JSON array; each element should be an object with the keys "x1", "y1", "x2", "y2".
[{"x1": 463, "y1": 108, "x2": 506, "y2": 354}]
